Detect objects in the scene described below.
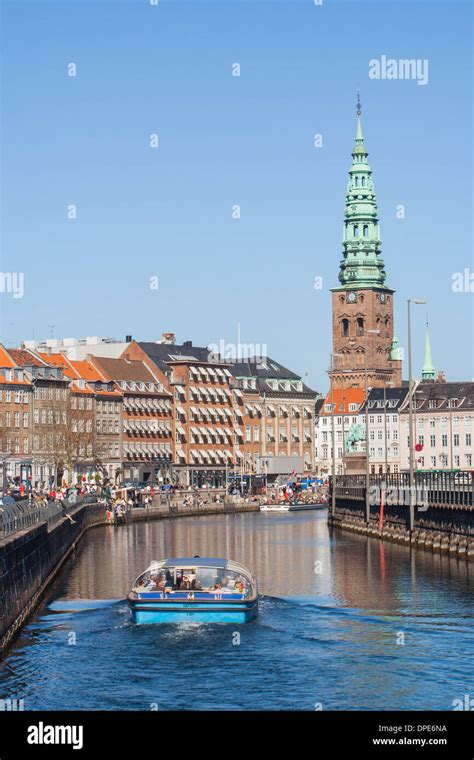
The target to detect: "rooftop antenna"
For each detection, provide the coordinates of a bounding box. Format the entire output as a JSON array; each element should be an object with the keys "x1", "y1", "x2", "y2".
[{"x1": 48, "y1": 324, "x2": 55, "y2": 339}]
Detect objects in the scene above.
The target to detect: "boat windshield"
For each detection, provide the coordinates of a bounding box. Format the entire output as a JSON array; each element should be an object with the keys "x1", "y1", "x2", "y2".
[{"x1": 133, "y1": 566, "x2": 252, "y2": 595}]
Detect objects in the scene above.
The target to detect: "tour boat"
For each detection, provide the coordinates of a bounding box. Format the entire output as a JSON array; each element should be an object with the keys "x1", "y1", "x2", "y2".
[{"x1": 127, "y1": 557, "x2": 258, "y2": 624}]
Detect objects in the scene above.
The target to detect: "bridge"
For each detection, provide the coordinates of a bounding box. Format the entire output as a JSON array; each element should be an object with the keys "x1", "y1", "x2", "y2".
[{"x1": 329, "y1": 471, "x2": 474, "y2": 560}]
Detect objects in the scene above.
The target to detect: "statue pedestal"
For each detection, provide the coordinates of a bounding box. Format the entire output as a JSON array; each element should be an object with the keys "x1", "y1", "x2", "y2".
[{"x1": 343, "y1": 452, "x2": 367, "y2": 475}]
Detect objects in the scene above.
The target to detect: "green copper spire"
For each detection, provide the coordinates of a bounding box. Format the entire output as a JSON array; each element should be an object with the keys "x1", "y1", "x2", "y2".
[
  {"x1": 337, "y1": 96, "x2": 388, "y2": 289},
  {"x1": 422, "y1": 319, "x2": 435, "y2": 381}
]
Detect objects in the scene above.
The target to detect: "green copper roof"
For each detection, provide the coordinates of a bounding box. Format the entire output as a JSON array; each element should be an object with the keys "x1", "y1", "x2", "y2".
[
  {"x1": 334, "y1": 98, "x2": 388, "y2": 290},
  {"x1": 422, "y1": 322, "x2": 435, "y2": 381}
]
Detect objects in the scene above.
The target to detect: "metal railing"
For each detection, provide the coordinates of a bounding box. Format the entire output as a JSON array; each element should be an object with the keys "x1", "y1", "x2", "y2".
[
  {"x1": 333, "y1": 471, "x2": 474, "y2": 508},
  {"x1": 0, "y1": 495, "x2": 93, "y2": 538}
]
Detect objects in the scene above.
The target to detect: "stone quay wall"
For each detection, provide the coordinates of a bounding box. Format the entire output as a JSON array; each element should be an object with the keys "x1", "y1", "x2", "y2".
[{"x1": 328, "y1": 495, "x2": 474, "y2": 560}]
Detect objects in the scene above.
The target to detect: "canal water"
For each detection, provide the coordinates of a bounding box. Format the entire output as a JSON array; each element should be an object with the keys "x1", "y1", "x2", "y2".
[{"x1": 0, "y1": 511, "x2": 472, "y2": 711}]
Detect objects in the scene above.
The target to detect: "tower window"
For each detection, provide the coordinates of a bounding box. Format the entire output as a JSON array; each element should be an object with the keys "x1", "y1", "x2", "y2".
[
  {"x1": 353, "y1": 225, "x2": 359, "y2": 237},
  {"x1": 363, "y1": 225, "x2": 369, "y2": 236},
  {"x1": 356, "y1": 317, "x2": 364, "y2": 336},
  {"x1": 362, "y1": 177, "x2": 366, "y2": 187},
  {"x1": 355, "y1": 177, "x2": 359, "y2": 187},
  {"x1": 342, "y1": 318, "x2": 349, "y2": 337}
]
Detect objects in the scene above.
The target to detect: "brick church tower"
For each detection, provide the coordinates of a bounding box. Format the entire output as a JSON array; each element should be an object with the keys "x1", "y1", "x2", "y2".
[{"x1": 331, "y1": 98, "x2": 402, "y2": 390}]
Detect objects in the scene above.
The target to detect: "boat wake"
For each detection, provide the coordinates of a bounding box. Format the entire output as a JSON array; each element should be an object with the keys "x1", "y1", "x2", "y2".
[{"x1": 47, "y1": 598, "x2": 124, "y2": 613}]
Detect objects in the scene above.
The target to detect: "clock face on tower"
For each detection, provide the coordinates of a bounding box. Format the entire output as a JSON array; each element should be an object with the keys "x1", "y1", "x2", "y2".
[
  {"x1": 347, "y1": 291, "x2": 356, "y2": 303},
  {"x1": 380, "y1": 292, "x2": 386, "y2": 303}
]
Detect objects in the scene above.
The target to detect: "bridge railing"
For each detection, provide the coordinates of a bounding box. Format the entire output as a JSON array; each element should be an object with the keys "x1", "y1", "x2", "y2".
[
  {"x1": 333, "y1": 471, "x2": 474, "y2": 508},
  {"x1": 0, "y1": 495, "x2": 94, "y2": 538}
]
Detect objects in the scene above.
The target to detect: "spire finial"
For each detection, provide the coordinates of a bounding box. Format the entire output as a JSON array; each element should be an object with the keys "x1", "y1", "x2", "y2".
[{"x1": 356, "y1": 92, "x2": 361, "y2": 116}]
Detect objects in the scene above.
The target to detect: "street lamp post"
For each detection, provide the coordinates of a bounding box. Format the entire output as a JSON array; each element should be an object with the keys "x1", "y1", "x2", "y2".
[
  {"x1": 364, "y1": 329, "x2": 380, "y2": 523},
  {"x1": 330, "y1": 352, "x2": 343, "y2": 518},
  {"x1": 384, "y1": 381, "x2": 395, "y2": 474},
  {"x1": 407, "y1": 298, "x2": 426, "y2": 532}
]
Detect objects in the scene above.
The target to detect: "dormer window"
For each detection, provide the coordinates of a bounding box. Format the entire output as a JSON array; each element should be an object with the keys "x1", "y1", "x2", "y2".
[{"x1": 448, "y1": 398, "x2": 458, "y2": 408}]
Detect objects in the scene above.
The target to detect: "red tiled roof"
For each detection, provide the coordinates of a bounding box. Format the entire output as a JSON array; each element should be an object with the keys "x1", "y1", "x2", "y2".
[
  {"x1": 0, "y1": 345, "x2": 16, "y2": 368},
  {"x1": 320, "y1": 388, "x2": 365, "y2": 415},
  {"x1": 7, "y1": 348, "x2": 46, "y2": 367}
]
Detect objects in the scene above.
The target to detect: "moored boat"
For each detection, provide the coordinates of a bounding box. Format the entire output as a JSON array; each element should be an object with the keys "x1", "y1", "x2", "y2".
[
  {"x1": 259, "y1": 503, "x2": 290, "y2": 512},
  {"x1": 127, "y1": 557, "x2": 258, "y2": 624},
  {"x1": 288, "y1": 502, "x2": 328, "y2": 512}
]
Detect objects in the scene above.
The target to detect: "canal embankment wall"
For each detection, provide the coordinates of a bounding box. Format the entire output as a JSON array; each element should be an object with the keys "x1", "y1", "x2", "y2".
[
  {"x1": 0, "y1": 497, "x2": 259, "y2": 655},
  {"x1": 328, "y1": 496, "x2": 474, "y2": 560}
]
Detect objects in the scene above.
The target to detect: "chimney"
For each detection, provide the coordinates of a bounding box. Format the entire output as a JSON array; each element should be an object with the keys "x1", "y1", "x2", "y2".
[
  {"x1": 437, "y1": 370, "x2": 446, "y2": 383},
  {"x1": 161, "y1": 332, "x2": 176, "y2": 345},
  {"x1": 183, "y1": 340, "x2": 192, "y2": 348},
  {"x1": 125, "y1": 335, "x2": 132, "y2": 343}
]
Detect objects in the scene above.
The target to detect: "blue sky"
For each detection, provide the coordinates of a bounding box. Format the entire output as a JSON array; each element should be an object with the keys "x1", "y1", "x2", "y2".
[{"x1": 1, "y1": 0, "x2": 472, "y2": 392}]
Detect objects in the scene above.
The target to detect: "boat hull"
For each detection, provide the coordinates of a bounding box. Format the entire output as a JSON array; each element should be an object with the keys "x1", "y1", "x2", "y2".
[
  {"x1": 288, "y1": 503, "x2": 328, "y2": 512},
  {"x1": 128, "y1": 595, "x2": 258, "y2": 624}
]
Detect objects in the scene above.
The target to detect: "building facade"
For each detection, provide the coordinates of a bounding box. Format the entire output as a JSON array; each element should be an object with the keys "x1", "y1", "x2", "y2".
[
  {"x1": 231, "y1": 359, "x2": 318, "y2": 477},
  {"x1": 400, "y1": 381, "x2": 474, "y2": 472},
  {"x1": 89, "y1": 356, "x2": 173, "y2": 485}
]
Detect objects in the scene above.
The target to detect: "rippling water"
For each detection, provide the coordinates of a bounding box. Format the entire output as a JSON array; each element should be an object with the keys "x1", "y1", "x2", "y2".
[{"x1": 0, "y1": 512, "x2": 472, "y2": 710}]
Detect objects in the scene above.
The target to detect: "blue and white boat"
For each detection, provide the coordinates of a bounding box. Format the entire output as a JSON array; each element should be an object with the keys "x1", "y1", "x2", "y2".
[{"x1": 127, "y1": 557, "x2": 258, "y2": 624}]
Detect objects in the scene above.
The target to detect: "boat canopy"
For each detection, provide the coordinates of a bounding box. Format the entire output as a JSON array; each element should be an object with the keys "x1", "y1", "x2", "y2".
[{"x1": 134, "y1": 558, "x2": 255, "y2": 589}]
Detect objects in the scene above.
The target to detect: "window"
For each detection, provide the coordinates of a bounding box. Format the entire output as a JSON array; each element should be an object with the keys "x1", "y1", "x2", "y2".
[
  {"x1": 453, "y1": 416, "x2": 459, "y2": 428},
  {"x1": 429, "y1": 417, "x2": 436, "y2": 428},
  {"x1": 466, "y1": 433, "x2": 472, "y2": 447},
  {"x1": 466, "y1": 454, "x2": 472, "y2": 467},
  {"x1": 245, "y1": 425, "x2": 251, "y2": 442},
  {"x1": 441, "y1": 417, "x2": 447, "y2": 428},
  {"x1": 342, "y1": 319, "x2": 349, "y2": 337},
  {"x1": 23, "y1": 412, "x2": 28, "y2": 428},
  {"x1": 431, "y1": 456, "x2": 436, "y2": 467},
  {"x1": 453, "y1": 434, "x2": 459, "y2": 447},
  {"x1": 353, "y1": 225, "x2": 359, "y2": 237},
  {"x1": 356, "y1": 317, "x2": 364, "y2": 336},
  {"x1": 430, "y1": 435, "x2": 436, "y2": 447},
  {"x1": 428, "y1": 400, "x2": 436, "y2": 409},
  {"x1": 441, "y1": 434, "x2": 448, "y2": 447},
  {"x1": 363, "y1": 224, "x2": 368, "y2": 236},
  {"x1": 454, "y1": 455, "x2": 460, "y2": 468},
  {"x1": 5, "y1": 391, "x2": 11, "y2": 403}
]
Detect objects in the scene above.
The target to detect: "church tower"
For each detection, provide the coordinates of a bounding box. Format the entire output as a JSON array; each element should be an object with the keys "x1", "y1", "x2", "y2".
[{"x1": 330, "y1": 97, "x2": 402, "y2": 389}]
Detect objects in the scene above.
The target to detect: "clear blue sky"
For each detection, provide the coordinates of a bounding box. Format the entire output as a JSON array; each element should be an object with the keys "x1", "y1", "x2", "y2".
[{"x1": 1, "y1": 0, "x2": 472, "y2": 392}]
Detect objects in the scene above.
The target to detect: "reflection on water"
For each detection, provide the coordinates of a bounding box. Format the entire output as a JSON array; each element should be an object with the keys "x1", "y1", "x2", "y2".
[{"x1": 0, "y1": 512, "x2": 472, "y2": 711}]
